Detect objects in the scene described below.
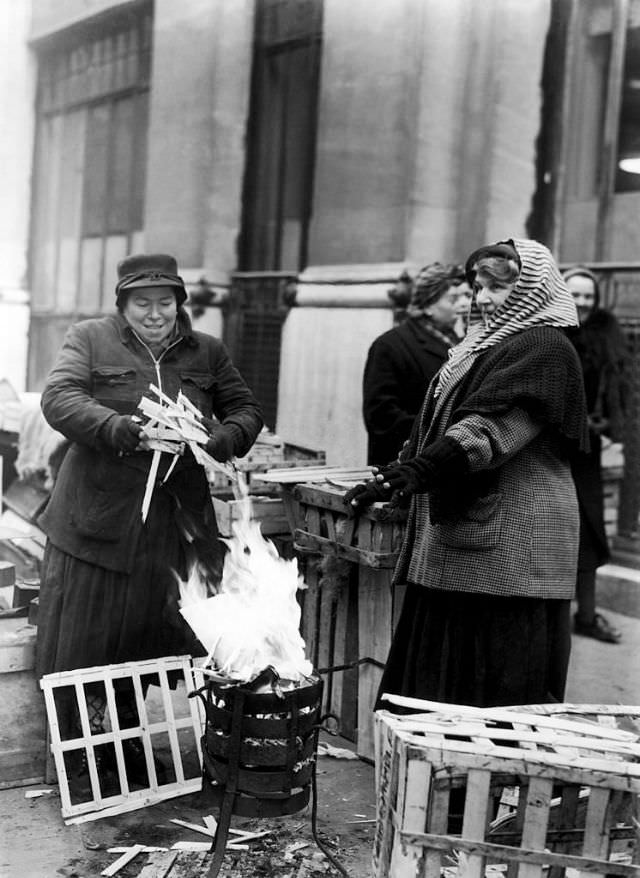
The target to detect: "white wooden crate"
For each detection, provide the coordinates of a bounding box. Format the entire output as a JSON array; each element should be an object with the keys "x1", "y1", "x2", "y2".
[{"x1": 40, "y1": 655, "x2": 204, "y2": 824}]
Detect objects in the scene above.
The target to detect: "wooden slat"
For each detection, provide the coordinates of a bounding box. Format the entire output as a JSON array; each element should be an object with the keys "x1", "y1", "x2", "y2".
[
  {"x1": 372, "y1": 724, "x2": 397, "y2": 877},
  {"x1": 317, "y1": 569, "x2": 339, "y2": 714},
  {"x1": 376, "y1": 719, "x2": 640, "y2": 759},
  {"x1": 357, "y1": 567, "x2": 393, "y2": 761},
  {"x1": 399, "y1": 832, "x2": 640, "y2": 877},
  {"x1": 329, "y1": 574, "x2": 349, "y2": 721},
  {"x1": 581, "y1": 787, "x2": 613, "y2": 878},
  {"x1": 458, "y1": 769, "x2": 492, "y2": 878},
  {"x1": 424, "y1": 785, "x2": 452, "y2": 878},
  {"x1": 382, "y1": 697, "x2": 640, "y2": 743},
  {"x1": 389, "y1": 751, "x2": 431, "y2": 878},
  {"x1": 383, "y1": 733, "x2": 640, "y2": 792},
  {"x1": 300, "y1": 557, "x2": 320, "y2": 667},
  {"x1": 294, "y1": 530, "x2": 399, "y2": 567},
  {"x1": 518, "y1": 776, "x2": 554, "y2": 878}
]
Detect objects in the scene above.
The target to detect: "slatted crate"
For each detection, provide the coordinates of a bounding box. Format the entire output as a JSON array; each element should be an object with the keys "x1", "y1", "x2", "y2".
[
  {"x1": 210, "y1": 490, "x2": 290, "y2": 537},
  {"x1": 374, "y1": 698, "x2": 640, "y2": 878},
  {"x1": 255, "y1": 474, "x2": 408, "y2": 762}
]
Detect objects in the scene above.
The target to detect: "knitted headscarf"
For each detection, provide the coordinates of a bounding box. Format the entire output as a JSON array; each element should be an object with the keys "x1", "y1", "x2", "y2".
[{"x1": 433, "y1": 238, "x2": 578, "y2": 397}]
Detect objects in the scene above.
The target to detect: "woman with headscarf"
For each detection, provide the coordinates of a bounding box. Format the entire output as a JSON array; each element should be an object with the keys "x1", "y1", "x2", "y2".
[
  {"x1": 563, "y1": 266, "x2": 629, "y2": 643},
  {"x1": 346, "y1": 239, "x2": 589, "y2": 708},
  {"x1": 362, "y1": 263, "x2": 470, "y2": 466},
  {"x1": 36, "y1": 253, "x2": 263, "y2": 795}
]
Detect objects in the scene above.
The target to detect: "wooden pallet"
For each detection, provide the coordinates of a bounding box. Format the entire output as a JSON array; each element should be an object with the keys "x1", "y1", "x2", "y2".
[{"x1": 374, "y1": 699, "x2": 640, "y2": 878}]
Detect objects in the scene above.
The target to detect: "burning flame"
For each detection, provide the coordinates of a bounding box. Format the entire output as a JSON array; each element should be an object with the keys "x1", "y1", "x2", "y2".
[{"x1": 179, "y1": 475, "x2": 313, "y2": 684}]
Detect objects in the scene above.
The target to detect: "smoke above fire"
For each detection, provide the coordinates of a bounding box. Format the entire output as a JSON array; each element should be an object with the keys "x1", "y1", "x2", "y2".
[{"x1": 178, "y1": 475, "x2": 313, "y2": 684}]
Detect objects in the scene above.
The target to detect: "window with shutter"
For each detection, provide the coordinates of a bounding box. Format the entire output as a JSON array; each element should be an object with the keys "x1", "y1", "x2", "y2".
[{"x1": 28, "y1": 6, "x2": 151, "y2": 388}]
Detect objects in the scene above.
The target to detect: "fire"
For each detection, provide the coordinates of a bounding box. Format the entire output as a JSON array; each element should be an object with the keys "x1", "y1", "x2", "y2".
[{"x1": 179, "y1": 475, "x2": 313, "y2": 684}]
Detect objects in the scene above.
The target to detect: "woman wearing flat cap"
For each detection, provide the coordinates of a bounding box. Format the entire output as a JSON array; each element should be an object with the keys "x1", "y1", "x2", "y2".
[
  {"x1": 362, "y1": 263, "x2": 470, "y2": 466},
  {"x1": 36, "y1": 253, "x2": 263, "y2": 795},
  {"x1": 347, "y1": 238, "x2": 589, "y2": 709}
]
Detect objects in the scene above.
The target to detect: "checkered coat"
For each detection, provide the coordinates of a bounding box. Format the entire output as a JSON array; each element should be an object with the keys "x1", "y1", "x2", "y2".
[{"x1": 393, "y1": 327, "x2": 587, "y2": 599}]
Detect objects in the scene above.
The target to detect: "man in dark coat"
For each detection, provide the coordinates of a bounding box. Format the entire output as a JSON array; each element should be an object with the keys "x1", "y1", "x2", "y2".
[{"x1": 362, "y1": 263, "x2": 470, "y2": 466}]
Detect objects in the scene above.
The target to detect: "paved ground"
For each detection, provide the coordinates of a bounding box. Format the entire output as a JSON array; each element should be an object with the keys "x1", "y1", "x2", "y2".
[{"x1": 1, "y1": 604, "x2": 639, "y2": 878}]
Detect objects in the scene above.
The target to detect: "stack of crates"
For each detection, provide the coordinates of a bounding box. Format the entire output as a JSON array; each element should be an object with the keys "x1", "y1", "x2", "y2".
[{"x1": 374, "y1": 698, "x2": 640, "y2": 878}]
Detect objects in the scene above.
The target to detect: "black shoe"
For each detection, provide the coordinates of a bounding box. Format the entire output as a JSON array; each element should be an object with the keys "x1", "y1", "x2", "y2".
[{"x1": 573, "y1": 612, "x2": 621, "y2": 643}]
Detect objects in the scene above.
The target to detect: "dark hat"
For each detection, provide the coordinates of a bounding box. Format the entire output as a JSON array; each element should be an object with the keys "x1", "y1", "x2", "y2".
[
  {"x1": 464, "y1": 239, "x2": 521, "y2": 285},
  {"x1": 410, "y1": 262, "x2": 466, "y2": 311},
  {"x1": 115, "y1": 253, "x2": 187, "y2": 307}
]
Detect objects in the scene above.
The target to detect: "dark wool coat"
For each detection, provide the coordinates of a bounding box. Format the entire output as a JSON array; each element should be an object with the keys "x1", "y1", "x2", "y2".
[
  {"x1": 362, "y1": 319, "x2": 454, "y2": 465},
  {"x1": 567, "y1": 309, "x2": 630, "y2": 570},
  {"x1": 39, "y1": 310, "x2": 263, "y2": 574},
  {"x1": 394, "y1": 326, "x2": 589, "y2": 599}
]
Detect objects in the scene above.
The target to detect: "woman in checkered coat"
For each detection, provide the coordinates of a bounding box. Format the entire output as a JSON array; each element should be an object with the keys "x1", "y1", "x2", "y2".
[{"x1": 346, "y1": 239, "x2": 589, "y2": 708}]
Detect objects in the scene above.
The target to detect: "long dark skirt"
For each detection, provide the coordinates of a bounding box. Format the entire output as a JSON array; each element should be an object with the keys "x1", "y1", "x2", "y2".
[
  {"x1": 376, "y1": 584, "x2": 572, "y2": 710},
  {"x1": 571, "y1": 433, "x2": 609, "y2": 572},
  {"x1": 36, "y1": 501, "x2": 207, "y2": 679}
]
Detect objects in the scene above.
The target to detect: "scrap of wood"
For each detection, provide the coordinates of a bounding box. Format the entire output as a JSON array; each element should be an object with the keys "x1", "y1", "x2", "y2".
[
  {"x1": 135, "y1": 851, "x2": 178, "y2": 878},
  {"x1": 141, "y1": 449, "x2": 161, "y2": 523},
  {"x1": 226, "y1": 828, "x2": 273, "y2": 843},
  {"x1": 172, "y1": 815, "x2": 272, "y2": 845},
  {"x1": 107, "y1": 847, "x2": 168, "y2": 854},
  {"x1": 171, "y1": 841, "x2": 249, "y2": 852},
  {"x1": 203, "y1": 815, "x2": 217, "y2": 835},
  {"x1": 101, "y1": 843, "x2": 146, "y2": 876},
  {"x1": 170, "y1": 817, "x2": 214, "y2": 837}
]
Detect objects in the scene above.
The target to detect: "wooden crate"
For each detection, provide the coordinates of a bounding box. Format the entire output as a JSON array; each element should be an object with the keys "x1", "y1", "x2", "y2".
[
  {"x1": 0, "y1": 618, "x2": 46, "y2": 787},
  {"x1": 280, "y1": 482, "x2": 408, "y2": 761},
  {"x1": 374, "y1": 699, "x2": 640, "y2": 878},
  {"x1": 210, "y1": 491, "x2": 290, "y2": 537}
]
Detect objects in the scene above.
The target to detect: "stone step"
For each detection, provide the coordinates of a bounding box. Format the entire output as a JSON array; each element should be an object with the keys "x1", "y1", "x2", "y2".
[{"x1": 596, "y1": 562, "x2": 640, "y2": 620}]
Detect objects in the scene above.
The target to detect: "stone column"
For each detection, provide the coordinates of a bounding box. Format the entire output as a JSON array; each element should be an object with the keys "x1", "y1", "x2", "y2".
[
  {"x1": 307, "y1": 0, "x2": 425, "y2": 266},
  {"x1": 145, "y1": 0, "x2": 254, "y2": 282}
]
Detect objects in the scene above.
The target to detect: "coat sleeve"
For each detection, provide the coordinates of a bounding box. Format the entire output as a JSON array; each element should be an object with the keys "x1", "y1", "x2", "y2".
[
  {"x1": 207, "y1": 340, "x2": 264, "y2": 457},
  {"x1": 444, "y1": 408, "x2": 543, "y2": 472},
  {"x1": 40, "y1": 323, "x2": 122, "y2": 448}
]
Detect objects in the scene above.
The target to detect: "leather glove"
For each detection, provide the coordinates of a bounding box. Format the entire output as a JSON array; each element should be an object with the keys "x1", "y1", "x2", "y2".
[
  {"x1": 205, "y1": 425, "x2": 236, "y2": 462},
  {"x1": 101, "y1": 415, "x2": 142, "y2": 453}
]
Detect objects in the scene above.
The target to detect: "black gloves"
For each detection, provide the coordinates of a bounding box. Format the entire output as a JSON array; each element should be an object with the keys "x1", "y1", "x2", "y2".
[
  {"x1": 343, "y1": 479, "x2": 390, "y2": 509},
  {"x1": 205, "y1": 425, "x2": 237, "y2": 463},
  {"x1": 344, "y1": 459, "x2": 434, "y2": 511},
  {"x1": 101, "y1": 415, "x2": 142, "y2": 453},
  {"x1": 344, "y1": 437, "x2": 469, "y2": 511}
]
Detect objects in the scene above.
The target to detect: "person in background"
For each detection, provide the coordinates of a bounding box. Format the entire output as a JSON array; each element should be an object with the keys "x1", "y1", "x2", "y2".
[
  {"x1": 36, "y1": 253, "x2": 263, "y2": 795},
  {"x1": 362, "y1": 263, "x2": 471, "y2": 466},
  {"x1": 346, "y1": 239, "x2": 589, "y2": 709},
  {"x1": 564, "y1": 266, "x2": 629, "y2": 643}
]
